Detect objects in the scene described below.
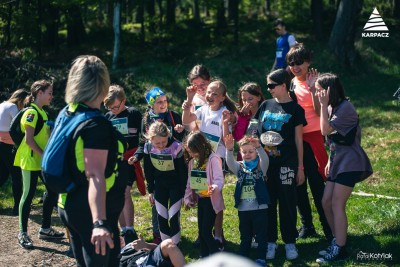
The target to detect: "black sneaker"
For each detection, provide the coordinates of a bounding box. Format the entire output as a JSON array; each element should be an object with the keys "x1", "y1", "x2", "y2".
[
  {"x1": 297, "y1": 226, "x2": 317, "y2": 239},
  {"x1": 215, "y1": 239, "x2": 224, "y2": 251},
  {"x1": 18, "y1": 232, "x2": 33, "y2": 249},
  {"x1": 124, "y1": 229, "x2": 138, "y2": 245},
  {"x1": 316, "y1": 244, "x2": 347, "y2": 263},
  {"x1": 319, "y1": 237, "x2": 336, "y2": 256},
  {"x1": 38, "y1": 227, "x2": 65, "y2": 239}
]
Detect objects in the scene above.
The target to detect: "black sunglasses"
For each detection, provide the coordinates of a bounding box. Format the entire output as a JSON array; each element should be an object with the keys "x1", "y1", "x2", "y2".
[
  {"x1": 267, "y1": 83, "x2": 282, "y2": 89},
  {"x1": 288, "y1": 60, "x2": 304, "y2": 67}
]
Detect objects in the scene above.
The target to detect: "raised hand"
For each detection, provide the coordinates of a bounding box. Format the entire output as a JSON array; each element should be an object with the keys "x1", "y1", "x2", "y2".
[
  {"x1": 174, "y1": 124, "x2": 185, "y2": 133},
  {"x1": 306, "y1": 68, "x2": 319, "y2": 92},
  {"x1": 222, "y1": 110, "x2": 231, "y2": 124},
  {"x1": 249, "y1": 136, "x2": 261, "y2": 149},
  {"x1": 316, "y1": 86, "x2": 330, "y2": 107},
  {"x1": 186, "y1": 85, "x2": 197, "y2": 99},
  {"x1": 240, "y1": 103, "x2": 252, "y2": 116},
  {"x1": 224, "y1": 134, "x2": 234, "y2": 151}
]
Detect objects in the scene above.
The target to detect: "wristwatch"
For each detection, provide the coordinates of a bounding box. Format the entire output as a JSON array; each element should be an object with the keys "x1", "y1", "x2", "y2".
[{"x1": 93, "y1": 220, "x2": 112, "y2": 232}]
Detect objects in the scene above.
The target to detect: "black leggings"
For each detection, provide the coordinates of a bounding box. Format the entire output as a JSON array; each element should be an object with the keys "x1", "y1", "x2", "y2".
[
  {"x1": 154, "y1": 182, "x2": 182, "y2": 244},
  {"x1": 297, "y1": 141, "x2": 330, "y2": 233},
  {"x1": 198, "y1": 197, "x2": 218, "y2": 257},
  {"x1": 59, "y1": 187, "x2": 121, "y2": 267},
  {"x1": 0, "y1": 142, "x2": 22, "y2": 210},
  {"x1": 19, "y1": 170, "x2": 58, "y2": 232}
]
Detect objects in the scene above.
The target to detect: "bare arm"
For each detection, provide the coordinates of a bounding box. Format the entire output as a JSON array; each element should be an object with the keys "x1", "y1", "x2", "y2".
[
  {"x1": 316, "y1": 87, "x2": 334, "y2": 136},
  {"x1": 307, "y1": 68, "x2": 321, "y2": 116},
  {"x1": 0, "y1": 131, "x2": 13, "y2": 144},
  {"x1": 85, "y1": 148, "x2": 114, "y2": 255},
  {"x1": 294, "y1": 125, "x2": 305, "y2": 186},
  {"x1": 182, "y1": 86, "x2": 197, "y2": 124}
]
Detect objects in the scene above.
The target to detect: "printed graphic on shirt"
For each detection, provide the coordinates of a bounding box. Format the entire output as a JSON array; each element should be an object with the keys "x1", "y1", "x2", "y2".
[
  {"x1": 26, "y1": 113, "x2": 35, "y2": 122},
  {"x1": 111, "y1": 117, "x2": 128, "y2": 135},
  {"x1": 276, "y1": 48, "x2": 283, "y2": 58},
  {"x1": 201, "y1": 132, "x2": 220, "y2": 152},
  {"x1": 246, "y1": 119, "x2": 259, "y2": 136},
  {"x1": 150, "y1": 153, "x2": 175, "y2": 171},
  {"x1": 280, "y1": 167, "x2": 295, "y2": 185},
  {"x1": 261, "y1": 110, "x2": 292, "y2": 131}
]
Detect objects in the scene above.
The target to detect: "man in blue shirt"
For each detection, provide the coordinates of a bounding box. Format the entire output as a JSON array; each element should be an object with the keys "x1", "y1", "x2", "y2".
[{"x1": 271, "y1": 19, "x2": 297, "y2": 71}]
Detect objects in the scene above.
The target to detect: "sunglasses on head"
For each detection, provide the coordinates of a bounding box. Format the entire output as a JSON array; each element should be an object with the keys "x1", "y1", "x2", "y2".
[
  {"x1": 267, "y1": 83, "x2": 282, "y2": 89},
  {"x1": 288, "y1": 59, "x2": 305, "y2": 67}
]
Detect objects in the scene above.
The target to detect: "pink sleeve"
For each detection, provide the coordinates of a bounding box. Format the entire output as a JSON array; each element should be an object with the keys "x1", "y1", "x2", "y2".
[
  {"x1": 209, "y1": 155, "x2": 224, "y2": 191},
  {"x1": 233, "y1": 113, "x2": 250, "y2": 141}
]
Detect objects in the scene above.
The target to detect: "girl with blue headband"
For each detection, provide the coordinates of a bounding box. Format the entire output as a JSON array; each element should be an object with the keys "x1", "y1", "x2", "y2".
[{"x1": 128, "y1": 87, "x2": 187, "y2": 244}]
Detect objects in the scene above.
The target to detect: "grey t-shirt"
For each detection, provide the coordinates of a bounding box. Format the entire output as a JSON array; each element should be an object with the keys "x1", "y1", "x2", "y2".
[{"x1": 328, "y1": 100, "x2": 372, "y2": 180}]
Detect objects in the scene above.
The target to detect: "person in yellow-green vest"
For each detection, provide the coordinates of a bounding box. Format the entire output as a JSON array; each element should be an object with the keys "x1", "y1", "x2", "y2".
[
  {"x1": 57, "y1": 55, "x2": 127, "y2": 267},
  {"x1": 14, "y1": 80, "x2": 65, "y2": 249}
]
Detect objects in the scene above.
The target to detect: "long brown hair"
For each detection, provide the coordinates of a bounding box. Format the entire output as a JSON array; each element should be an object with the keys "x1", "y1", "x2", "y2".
[{"x1": 183, "y1": 131, "x2": 213, "y2": 168}]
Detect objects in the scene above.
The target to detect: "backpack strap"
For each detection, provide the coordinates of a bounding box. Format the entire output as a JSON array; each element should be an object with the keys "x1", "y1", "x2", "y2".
[{"x1": 167, "y1": 110, "x2": 176, "y2": 127}]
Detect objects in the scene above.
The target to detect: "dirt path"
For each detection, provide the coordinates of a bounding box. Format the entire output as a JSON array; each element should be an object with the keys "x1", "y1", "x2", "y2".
[{"x1": 0, "y1": 205, "x2": 75, "y2": 267}]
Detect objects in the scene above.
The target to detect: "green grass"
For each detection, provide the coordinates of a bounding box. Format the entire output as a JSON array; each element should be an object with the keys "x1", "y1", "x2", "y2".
[{"x1": 1, "y1": 9, "x2": 400, "y2": 265}]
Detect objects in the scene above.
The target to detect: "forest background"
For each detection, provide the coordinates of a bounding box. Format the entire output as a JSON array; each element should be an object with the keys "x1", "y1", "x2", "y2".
[{"x1": 0, "y1": 0, "x2": 399, "y2": 266}]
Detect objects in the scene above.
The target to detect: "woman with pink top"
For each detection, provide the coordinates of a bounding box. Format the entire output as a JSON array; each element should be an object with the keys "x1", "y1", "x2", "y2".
[
  {"x1": 286, "y1": 43, "x2": 332, "y2": 241},
  {"x1": 233, "y1": 83, "x2": 265, "y2": 160},
  {"x1": 183, "y1": 131, "x2": 225, "y2": 258}
]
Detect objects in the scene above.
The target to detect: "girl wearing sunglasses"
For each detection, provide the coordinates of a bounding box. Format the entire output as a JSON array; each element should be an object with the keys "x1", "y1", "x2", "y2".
[
  {"x1": 253, "y1": 69, "x2": 306, "y2": 260},
  {"x1": 286, "y1": 43, "x2": 332, "y2": 243}
]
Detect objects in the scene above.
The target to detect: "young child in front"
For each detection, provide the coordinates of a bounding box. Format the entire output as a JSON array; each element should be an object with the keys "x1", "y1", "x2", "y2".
[
  {"x1": 183, "y1": 131, "x2": 225, "y2": 258},
  {"x1": 142, "y1": 121, "x2": 187, "y2": 245},
  {"x1": 182, "y1": 80, "x2": 237, "y2": 250},
  {"x1": 224, "y1": 134, "x2": 269, "y2": 266}
]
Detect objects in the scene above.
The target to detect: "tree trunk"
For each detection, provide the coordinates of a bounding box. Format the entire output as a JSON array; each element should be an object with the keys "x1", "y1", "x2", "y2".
[
  {"x1": 146, "y1": 0, "x2": 156, "y2": 32},
  {"x1": 394, "y1": 0, "x2": 400, "y2": 18},
  {"x1": 229, "y1": 0, "x2": 239, "y2": 44},
  {"x1": 36, "y1": 0, "x2": 43, "y2": 56},
  {"x1": 311, "y1": 0, "x2": 323, "y2": 39},
  {"x1": 157, "y1": 0, "x2": 164, "y2": 28},
  {"x1": 329, "y1": 0, "x2": 363, "y2": 67},
  {"x1": 166, "y1": 0, "x2": 176, "y2": 25},
  {"x1": 264, "y1": 0, "x2": 271, "y2": 16},
  {"x1": 4, "y1": 2, "x2": 14, "y2": 47},
  {"x1": 216, "y1": 0, "x2": 227, "y2": 31},
  {"x1": 66, "y1": 5, "x2": 86, "y2": 47},
  {"x1": 193, "y1": 0, "x2": 200, "y2": 23},
  {"x1": 44, "y1": 3, "x2": 60, "y2": 50},
  {"x1": 112, "y1": 0, "x2": 121, "y2": 69},
  {"x1": 136, "y1": 0, "x2": 145, "y2": 43}
]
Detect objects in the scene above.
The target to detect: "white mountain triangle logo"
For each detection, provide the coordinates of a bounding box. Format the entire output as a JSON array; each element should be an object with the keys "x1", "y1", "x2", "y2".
[{"x1": 363, "y1": 7, "x2": 389, "y2": 31}]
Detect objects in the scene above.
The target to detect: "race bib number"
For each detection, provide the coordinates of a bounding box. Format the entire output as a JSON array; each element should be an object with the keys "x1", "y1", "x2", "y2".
[
  {"x1": 150, "y1": 153, "x2": 174, "y2": 171},
  {"x1": 190, "y1": 170, "x2": 208, "y2": 191},
  {"x1": 111, "y1": 117, "x2": 128, "y2": 135},
  {"x1": 240, "y1": 178, "x2": 256, "y2": 200},
  {"x1": 202, "y1": 132, "x2": 220, "y2": 152},
  {"x1": 276, "y1": 49, "x2": 283, "y2": 58}
]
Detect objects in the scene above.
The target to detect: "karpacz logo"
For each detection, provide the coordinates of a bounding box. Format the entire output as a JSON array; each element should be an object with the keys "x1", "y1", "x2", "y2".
[
  {"x1": 362, "y1": 7, "x2": 389, "y2": 38},
  {"x1": 211, "y1": 121, "x2": 219, "y2": 126}
]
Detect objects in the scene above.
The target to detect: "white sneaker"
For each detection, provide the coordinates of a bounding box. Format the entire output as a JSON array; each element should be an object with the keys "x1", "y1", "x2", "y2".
[
  {"x1": 266, "y1": 242, "x2": 277, "y2": 259},
  {"x1": 285, "y1": 243, "x2": 298, "y2": 260}
]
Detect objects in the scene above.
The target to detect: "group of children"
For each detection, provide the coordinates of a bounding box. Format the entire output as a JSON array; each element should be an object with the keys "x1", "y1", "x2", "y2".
[{"x1": 0, "y1": 42, "x2": 373, "y2": 266}]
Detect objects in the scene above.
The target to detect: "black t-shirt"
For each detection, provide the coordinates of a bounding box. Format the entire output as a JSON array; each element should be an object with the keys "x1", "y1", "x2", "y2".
[
  {"x1": 68, "y1": 104, "x2": 126, "y2": 212},
  {"x1": 254, "y1": 99, "x2": 306, "y2": 166},
  {"x1": 105, "y1": 107, "x2": 142, "y2": 149}
]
